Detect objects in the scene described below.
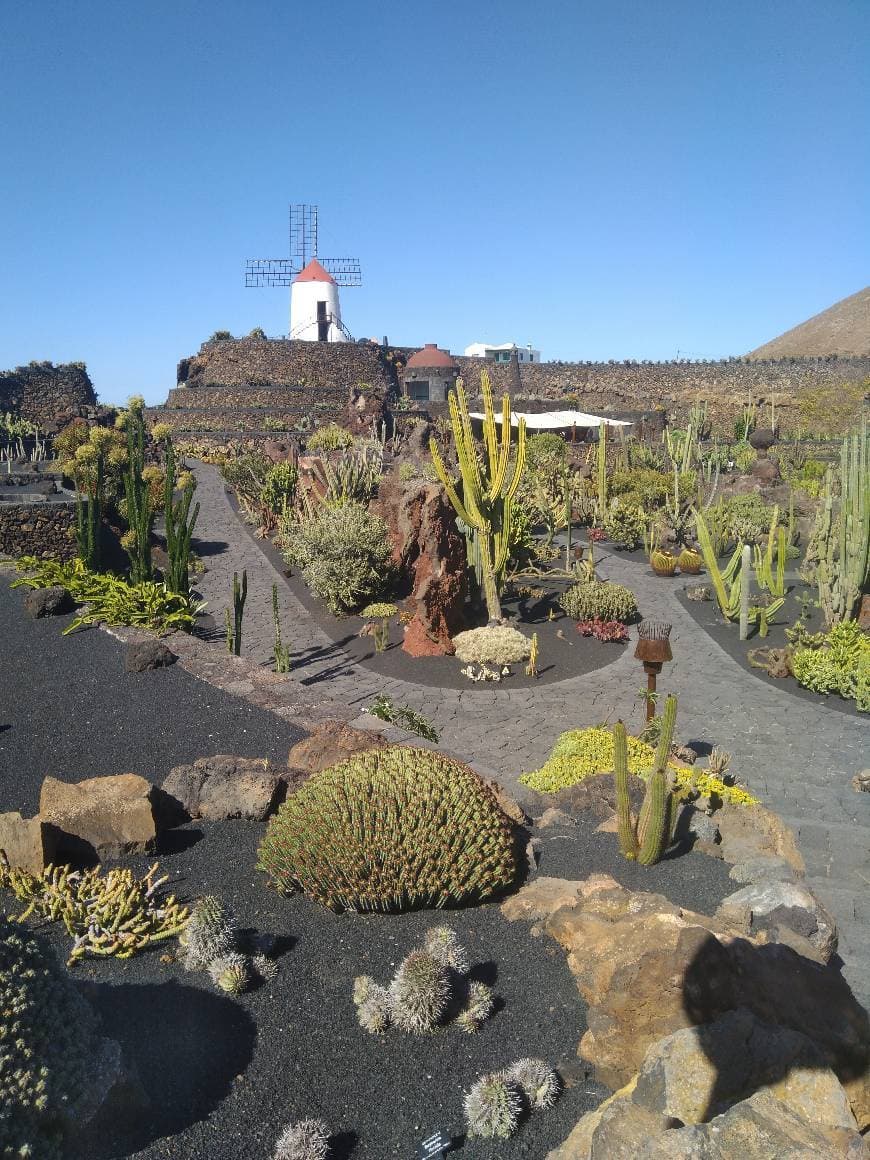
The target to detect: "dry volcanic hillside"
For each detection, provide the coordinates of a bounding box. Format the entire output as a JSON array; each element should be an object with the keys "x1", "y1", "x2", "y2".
[{"x1": 748, "y1": 286, "x2": 870, "y2": 359}]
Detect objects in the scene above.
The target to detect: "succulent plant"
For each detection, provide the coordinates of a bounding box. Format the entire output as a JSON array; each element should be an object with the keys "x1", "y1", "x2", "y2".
[
  {"x1": 180, "y1": 895, "x2": 238, "y2": 971},
  {"x1": 208, "y1": 952, "x2": 251, "y2": 995},
  {"x1": 463, "y1": 1073, "x2": 523, "y2": 1139},
  {"x1": 356, "y1": 987, "x2": 393, "y2": 1035},
  {"x1": 252, "y1": 952, "x2": 278, "y2": 982},
  {"x1": 389, "y1": 950, "x2": 451, "y2": 1033},
  {"x1": 456, "y1": 981, "x2": 495, "y2": 1033},
  {"x1": 273, "y1": 1117, "x2": 331, "y2": 1160},
  {"x1": 423, "y1": 926, "x2": 469, "y2": 974},
  {"x1": 352, "y1": 975, "x2": 376, "y2": 1005},
  {"x1": 453, "y1": 625, "x2": 532, "y2": 665},
  {"x1": 559, "y1": 579, "x2": 638, "y2": 623},
  {"x1": 0, "y1": 919, "x2": 109, "y2": 1159},
  {"x1": 257, "y1": 746, "x2": 518, "y2": 912},
  {"x1": 504, "y1": 1058, "x2": 561, "y2": 1109}
]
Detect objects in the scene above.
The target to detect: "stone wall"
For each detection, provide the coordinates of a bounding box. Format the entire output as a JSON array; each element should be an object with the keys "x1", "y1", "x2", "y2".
[
  {"x1": 0, "y1": 362, "x2": 98, "y2": 429},
  {"x1": 179, "y1": 338, "x2": 401, "y2": 393},
  {"x1": 0, "y1": 499, "x2": 77, "y2": 560}
]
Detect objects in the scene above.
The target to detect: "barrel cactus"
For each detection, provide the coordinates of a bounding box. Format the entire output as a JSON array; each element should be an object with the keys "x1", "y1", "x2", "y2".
[
  {"x1": 0, "y1": 918, "x2": 113, "y2": 1159},
  {"x1": 463, "y1": 1073, "x2": 524, "y2": 1139},
  {"x1": 257, "y1": 746, "x2": 518, "y2": 911}
]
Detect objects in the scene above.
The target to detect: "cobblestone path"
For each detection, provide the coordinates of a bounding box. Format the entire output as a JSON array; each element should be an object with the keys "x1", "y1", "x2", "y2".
[{"x1": 190, "y1": 462, "x2": 870, "y2": 1005}]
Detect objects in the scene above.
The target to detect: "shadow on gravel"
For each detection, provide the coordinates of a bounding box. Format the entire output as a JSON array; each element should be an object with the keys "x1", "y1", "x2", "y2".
[
  {"x1": 329, "y1": 1130, "x2": 360, "y2": 1158},
  {"x1": 193, "y1": 537, "x2": 231, "y2": 558},
  {"x1": 77, "y1": 980, "x2": 256, "y2": 1159}
]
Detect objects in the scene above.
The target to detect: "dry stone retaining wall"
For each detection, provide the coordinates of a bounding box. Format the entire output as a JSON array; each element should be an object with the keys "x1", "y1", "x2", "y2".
[
  {"x1": 0, "y1": 362, "x2": 97, "y2": 428},
  {"x1": 0, "y1": 499, "x2": 77, "y2": 560}
]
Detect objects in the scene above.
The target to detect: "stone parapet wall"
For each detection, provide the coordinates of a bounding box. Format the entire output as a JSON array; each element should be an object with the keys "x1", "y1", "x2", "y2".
[
  {"x1": 0, "y1": 362, "x2": 97, "y2": 428},
  {"x1": 166, "y1": 386, "x2": 306, "y2": 409},
  {"x1": 145, "y1": 408, "x2": 313, "y2": 433},
  {"x1": 180, "y1": 338, "x2": 401, "y2": 393},
  {"x1": 0, "y1": 499, "x2": 77, "y2": 560}
]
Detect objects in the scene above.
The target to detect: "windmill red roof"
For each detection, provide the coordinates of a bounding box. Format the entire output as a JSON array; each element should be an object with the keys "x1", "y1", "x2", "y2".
[
  {"x1": 406, "y1": 343, "x2": 458, "y2": 369},
  {"x1": 294, "y1": 258, "x2": 336, "y2": 284}
]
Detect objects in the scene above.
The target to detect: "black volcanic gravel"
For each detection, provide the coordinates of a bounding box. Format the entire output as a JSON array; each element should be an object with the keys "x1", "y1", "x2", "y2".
[{"x1": 0, "y1": 577, "x2": 306, "y2": 815}]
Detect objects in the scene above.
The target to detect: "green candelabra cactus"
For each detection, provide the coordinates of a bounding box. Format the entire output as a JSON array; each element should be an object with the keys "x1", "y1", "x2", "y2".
[
  {"x1": 430, "y1": 371, "x2": 526, "y2": 623},
  {"x1": 816, "y1": 421, "x2": 869, "y2": 625},
  {"x1": 752, "y1": 506, "x2": 786, "y2": 599},
  {"x1": 122, "y1": 400, "x2": 155, "y2": 584},
  {"x1": 614, "y1": 693, "x2": 677, "y2": 865}
]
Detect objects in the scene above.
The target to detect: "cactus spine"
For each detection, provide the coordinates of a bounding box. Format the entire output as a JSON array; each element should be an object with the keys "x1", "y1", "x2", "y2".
[
  {"x1": 429, "y1": 371, "x2": 526, "y2": 623},
  {"x1": 614, "y1": 695, "x2": 677, "y2": 866}
]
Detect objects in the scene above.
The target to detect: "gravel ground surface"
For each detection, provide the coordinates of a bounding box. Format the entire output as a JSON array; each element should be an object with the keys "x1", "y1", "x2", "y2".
[{"x1": 0, "y1": 577, "x2": 307, "y2": 815}]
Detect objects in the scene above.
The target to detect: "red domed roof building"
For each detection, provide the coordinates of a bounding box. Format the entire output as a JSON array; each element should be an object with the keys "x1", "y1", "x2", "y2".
[{"x1": 402, "y1": 344, "x2": 459, "y2": 403}]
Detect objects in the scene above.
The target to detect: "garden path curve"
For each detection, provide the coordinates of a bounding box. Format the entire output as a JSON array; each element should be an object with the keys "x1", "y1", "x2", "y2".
[{"x1": 189, "y1": 462, "x2": 870, "y2": 1006}]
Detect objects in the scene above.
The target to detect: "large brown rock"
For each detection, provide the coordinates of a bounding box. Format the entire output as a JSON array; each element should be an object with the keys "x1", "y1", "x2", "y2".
[
  {"x1": 162, "y1": 755, "x2": 283, "y2": 821},
  {"x1": 716, "y1": 803, "x2": 805, "y2": 873},
  {"x1": 287, "y1": 720, "x2": 387, "y2": 776},
  {"x1": 504, "y1": 876, "x2": 870, "y2": 1128},
  {"x1": 0, "y1": 811, "x2": 58, "y2": 874},
  {"x1": 376, "y1": 476, "x2": 466, "y2": 656},
  {"x1": 39, "y1": 774, "x2": 157, "y2": 859}
]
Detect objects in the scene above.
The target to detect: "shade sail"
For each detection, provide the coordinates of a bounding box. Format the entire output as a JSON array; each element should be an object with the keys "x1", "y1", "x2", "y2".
[{"x1": 468, "y1": 409, "x2": 632, "y2": 429}]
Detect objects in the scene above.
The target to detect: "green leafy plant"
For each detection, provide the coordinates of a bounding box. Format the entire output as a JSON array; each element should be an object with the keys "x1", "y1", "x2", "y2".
[
  {"x1": 559, "y1": 579, "x2": 637, "y2": 623},
  {"x1": 12, "y1": 556, "x2": 202, "y2": 634},
  {"x1": 257, "y1": 746, "x2": 517, "y2": 911},
  {"x1": 791, "y1": 620, "x2": 869, "y2": 710},
  {"x1": 306, "y1": 422, "x2": 353, "y2": 452},
  {"x1": 261, "y1": 461, "x2": 298, "y2": 520},
  {"x1": 366, "y1": 694, "x2": 439, "y2": 741},
  {"x1": 282, "y1": 501, "x2": 394, "y2": 615}
]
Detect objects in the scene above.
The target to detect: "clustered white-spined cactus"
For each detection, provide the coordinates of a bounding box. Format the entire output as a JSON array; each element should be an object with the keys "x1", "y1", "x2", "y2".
[
  {"x1": 273, "y1": 1117, "x2": 331, "y2": 1160},
  {"x1": 0, "y1": 918, "x2": 110, "y2": 1159},
  {"x1": 352, "y1": 927, "x2": 496, "y2": 1037},
  {"x1": 463, "y1": 1073, "x2": 524, "y2": 1140},
  {"x1": 463, "y1": 1059, "x2": 561, "y2": 1140},
  {"x1": 179, "y1": 896, "x2": 277, "y2": 994}
]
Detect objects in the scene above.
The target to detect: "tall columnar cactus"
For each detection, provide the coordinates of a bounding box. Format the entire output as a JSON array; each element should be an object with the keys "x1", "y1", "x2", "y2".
[
  {"x1": 817, "y1": 421, "x2": 869, "y2": 625},
  {"x1": 430, "y1": 372, "x2": 526, "y2": 623},
  {"x1": 596, "y1": 421, "x2": 608, "y2": 516},
  {"x1": 123, "y1": 400, "x2": 154, "y2": 583},
  {"x1": 739, "y1": 543, "x2": 752, "y2": 641},
  {"x1": 163, "y1": 439, "x2": 199, "y2": 595},
  {"x1": 752, "y1": 506, "x2": 786, "y2": 599},
  {"x1": 614, "y1": 694, "x2": 678, "y2": 866},
  {"x1": 231, "y1": 569, "x2": 247, "y2": 656},
  {"x1": 75, "y1": 448, "x2": 104, "y2": 570}
]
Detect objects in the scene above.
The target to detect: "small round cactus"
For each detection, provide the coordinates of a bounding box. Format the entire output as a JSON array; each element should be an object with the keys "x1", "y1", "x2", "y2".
[
  {"x1": 389, "y1": 950, "x2": 450, "y2": 1033},
  {"x1": 456, "y1": 980, "x2": 495, "y2": 1033},
  {"x1": 356, "y1": 986, "x2": 393, "y2": 1035},
  {"x1": 180, "y1": 895, "x2": 238, "y2": 971},
  {"x1": 252, "y1": 953, "x2": 278, "y2": 983},
  {"x1": 424, "y1": 926, "x2": 469, "y2": 974},
  {"x1": 505, "y1": 1058, "x2": 561, "y2": 1109},
  {"x1": 273, "y1": 1117, "x2": 330, "y2": 1160},
  {"x1": 463, "y1": 1073, "x2": 523, "y2": 1139},
  {"x1": 208, "y1": 952, "x2": 251, "y2": 995},
  {"x1": 352, "y1": 974, "x2": 376, "y2": 1005}
]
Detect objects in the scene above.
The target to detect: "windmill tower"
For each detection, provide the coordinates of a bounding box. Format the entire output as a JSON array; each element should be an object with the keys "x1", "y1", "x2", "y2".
[{"x1": 245, "y1": 204, "x2": 362, "y2": 341}]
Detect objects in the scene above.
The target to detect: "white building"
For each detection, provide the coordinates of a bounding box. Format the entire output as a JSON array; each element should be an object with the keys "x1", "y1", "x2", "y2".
[
  {"x1": 464, "y1": 341, "x2": 541, "y2": 364},
  {"x1": 289, "y1": 259, "x2": 346, "y2": 342}
]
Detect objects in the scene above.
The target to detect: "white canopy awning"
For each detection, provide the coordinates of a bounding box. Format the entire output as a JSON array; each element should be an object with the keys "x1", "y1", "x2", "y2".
[{"x1": 468, "y1": 409, "x2": 632, "y2": 429}]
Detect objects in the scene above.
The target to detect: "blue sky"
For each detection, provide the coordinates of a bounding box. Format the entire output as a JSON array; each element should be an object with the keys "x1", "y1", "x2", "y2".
[{"x1": 1, "y1": 0, "x2": 867, "y2": 406}]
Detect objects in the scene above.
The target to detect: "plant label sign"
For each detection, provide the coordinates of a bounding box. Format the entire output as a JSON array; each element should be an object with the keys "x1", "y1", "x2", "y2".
[{"x1": 416, "y1": 1128, "x2": 450, "y2": 1157}]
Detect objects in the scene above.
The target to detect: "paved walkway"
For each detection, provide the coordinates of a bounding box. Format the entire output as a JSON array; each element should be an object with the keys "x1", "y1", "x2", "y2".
[{"x1": 190, "y1": 463, "x2": 870, "y2": 1005}]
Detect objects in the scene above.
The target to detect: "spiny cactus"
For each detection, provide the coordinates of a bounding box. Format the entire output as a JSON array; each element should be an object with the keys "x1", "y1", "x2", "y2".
[
  {"x1": 424, "y1": 926, "x2": 469, "y2": 973},
  {"x1": 463, "y1": 1073, "x2": 524, "y2": 1139},
  {"x1": 0, "y1": 919, "x2": 109, "y2": 1160},
  {"x1": 505, "y1": 1058, "x2": 561, "y2": 1110},
  {"x1": 614, "y1": 694, "x2": 678, "y2": 866},
  {"x1": 356, "y1": 987, "x2": 393, "y2": 1035},
  {"x1": 273, "y1": 1118, "x2": 330, "y2": 1160},
  {"x1": 389, "y1": 950, "x2": 451, "y2": 1033},
  {"x1": 456, "y1": 981, "x2": 495, "y2": 1033},
  {"x1": 257, "y1": 746, "x2": 518, "y2": 912},
  {"x1": 252, "y1": 952, "x2": 278, "y2": 983},
  {"x1": 208, "y1": 952, "x2": 251, "y2": 995},
  {"x1": 179, "y1": 895, "x2": 238, "y2": 971}
]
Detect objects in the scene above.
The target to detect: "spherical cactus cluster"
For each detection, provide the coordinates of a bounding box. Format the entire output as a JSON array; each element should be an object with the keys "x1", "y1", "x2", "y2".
[
  {"x1": 463, "y1": 1058, "x2": 561, "y2": 1140},
  {"x1": 180, "y1": 896, "x2": 277, "y2": 994},
  {"x1": 0, "y1": 918, "x2": 107, "y2": 1160},
  {"x1": 273, "y1": 1117, "x2": 331, "y2": 1160},
  {"x1": 463, "y1": 1074, "x2": 524, "y2": 1140},
  {"x1": 352, "y1": 927, "x2": 496, "y2": 1038},
  {"x1": 257, "y1": 746, "x2": 518, "y2": 912},
  {"x1": 388, "y1": 951, "x2": 451, "y2": 1033},
  {"x1": 504, "y1": 1058, "x2": 561, "y2": 1110}
]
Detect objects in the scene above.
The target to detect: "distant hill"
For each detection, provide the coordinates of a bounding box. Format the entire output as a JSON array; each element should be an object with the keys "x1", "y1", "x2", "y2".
[{"x1": 748, "y1": 286, "x2": 870, "y2": 359}]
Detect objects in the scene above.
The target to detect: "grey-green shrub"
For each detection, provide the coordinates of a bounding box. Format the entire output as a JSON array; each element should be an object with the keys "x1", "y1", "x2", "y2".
[
  {"x1": 0, "y1": 919, "x2": 106, "y2": 1159},
  {"x1": 257, "y1": 746, "x2": 518, "y2": 911},
  {"x1": 603, "y1": 501, "x2": 647, "y2": 549},
  {"x1": 560, "y1": 580, "x2": 638, "y2": 623},
  {"x1": 453, "y1": 625, "x2": 532, "y2": 665},
  {"x1": 281, "y1": 501, "x2": 395, "y2": 614}
]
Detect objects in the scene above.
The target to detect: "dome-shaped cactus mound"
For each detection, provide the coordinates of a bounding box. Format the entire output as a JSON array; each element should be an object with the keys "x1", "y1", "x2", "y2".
[
  {"x1": 257, "y1": 746, "x2": 519, "y2": 912},
  {"x1": 0, "y1": 918, "x2": 109, "y2": 1159}
]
